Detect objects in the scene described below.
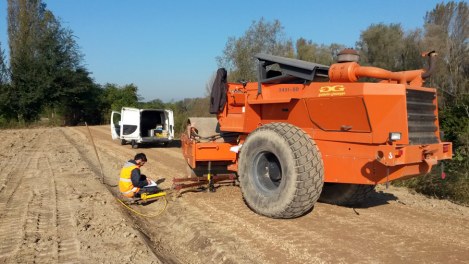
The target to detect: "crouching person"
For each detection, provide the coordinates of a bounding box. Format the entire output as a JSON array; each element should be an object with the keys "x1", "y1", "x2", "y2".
[{"x1": 119, "y1": 153, "x2": 158, "y2": 198}]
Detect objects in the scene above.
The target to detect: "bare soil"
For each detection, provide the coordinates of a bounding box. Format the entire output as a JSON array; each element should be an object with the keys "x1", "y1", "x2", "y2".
[{"x1": 0, "y1": 126, "x2": 467, "y2": 263}]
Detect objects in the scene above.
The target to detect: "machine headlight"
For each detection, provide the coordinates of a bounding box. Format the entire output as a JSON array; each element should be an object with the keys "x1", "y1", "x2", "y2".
[{"x1": 389, "y1": 132, "x2": 402, "y2": 141}]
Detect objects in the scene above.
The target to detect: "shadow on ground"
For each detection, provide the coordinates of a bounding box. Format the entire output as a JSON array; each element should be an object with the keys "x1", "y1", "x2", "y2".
[
  {"x1": 129, "y1": 139, "x2": 182, "y2": 149},
  {"x1": 357, "y1": 190, "x2": 398, "y2": 208},
  {"x1": 316, "y1": 189, "x2": 398, "y2": 209}
]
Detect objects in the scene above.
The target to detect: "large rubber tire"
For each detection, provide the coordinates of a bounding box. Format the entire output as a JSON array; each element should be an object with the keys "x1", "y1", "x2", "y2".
[
  {"x1": 238, "y1": 123, "x2": 324, "y2": 218},
  {"x1": 319, "y1": 183, "x2": 375, "y2": 206},
  {"x1": 131, "y1": 140, "x2": 138, "y2": 149}
]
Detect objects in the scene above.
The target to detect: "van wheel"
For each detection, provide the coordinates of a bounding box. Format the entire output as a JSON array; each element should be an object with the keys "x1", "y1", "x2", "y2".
[
  {"x1": 238, "y1": 123, "x2": 324, "y2": 218},
  {"x1": 131, "y1": 140, "x2": 138, "y2": 149},
  {"x1": 319, "y1": 183, "x2": 375, "y2": 206},
  {"x1": 120, "y1": 139, "x2": 126, "y2": 145}
]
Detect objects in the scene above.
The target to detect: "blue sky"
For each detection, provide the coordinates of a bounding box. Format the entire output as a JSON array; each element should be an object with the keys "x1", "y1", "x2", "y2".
[{"x1": 0, "y1": 0, "x2": 455, "y2": 102}]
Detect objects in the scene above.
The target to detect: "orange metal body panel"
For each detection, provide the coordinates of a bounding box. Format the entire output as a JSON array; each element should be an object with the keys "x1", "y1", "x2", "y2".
[
  {"x1": 315, "y1": 140, "x2": 452, "y2": 184},
  {"x1": 181, "y1": 133, "x2": 238, "y2": 169},
  {"x1": 219, "y1": 82, "x2": 413, "y2": 142}
]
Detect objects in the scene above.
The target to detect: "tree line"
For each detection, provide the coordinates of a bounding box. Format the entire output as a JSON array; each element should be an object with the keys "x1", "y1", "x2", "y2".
[
  {"x1": 0, "y1": 0, "x2": 213, "y2": 131},
  {"x1": 0, "y1": 1, "x2": 467, "y2": 202}
]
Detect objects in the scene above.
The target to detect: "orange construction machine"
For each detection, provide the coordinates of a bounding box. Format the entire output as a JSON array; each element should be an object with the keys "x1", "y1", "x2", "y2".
[{"x1": 180, "y1": 49, "x2": 452, "y2": 218}]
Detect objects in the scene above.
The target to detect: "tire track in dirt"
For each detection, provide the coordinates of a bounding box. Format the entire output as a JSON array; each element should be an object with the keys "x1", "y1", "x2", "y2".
[
  {"x1": 141, "y1": 196, "x2": 261, "y2": 263},
  {"x1": 58, "y1": 127, "x2": 171, "y2": 263},
  {"x1": 65, "y1": 126, "x2": 189, "y2": 263},
  {"x1": 69, "y1": 126, "x2": 264, "y2": 263},
  {"x1": 0, "y1": 131, "x2": 41, "y2": 207},
  {"x1": 343, "y1": 201, "x2": 469, "y2": 262},
  {"x1": 69, "y1": 125, "x2": 469, "y2": 263},
  {"x1": 0, "y1": 132, "x2": 29, "y2": 193},
  {"x1": 16, "y1": 154, "x2": 60, "y2": 264},
  {"x1": 45, "y1": 133, "x2": 82, "y2": 264},
  {"x1": 0, "y1": 129, "x2": 82, "y2": 263},
  {"x1": 0, "y1": 131, "x2": 45, "y2": 262},
  {"x1": 0, "y1": 128, "x2": 166, "y2": 263},
  {"x1": 181, "y1": 189, "x2": 339, "y2": 263}
]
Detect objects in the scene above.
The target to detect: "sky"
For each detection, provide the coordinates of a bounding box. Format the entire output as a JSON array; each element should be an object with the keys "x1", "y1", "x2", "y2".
[{"x1": 0, "y1": 0, "x2": 456, "y2": 102}]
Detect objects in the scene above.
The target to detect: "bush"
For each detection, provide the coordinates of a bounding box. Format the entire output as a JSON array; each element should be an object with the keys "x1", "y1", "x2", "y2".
[
  {"x1": 394, "y1": 96, "x2": 469, "y2": 206},
  {"x1": 393, "y1": 163, "x2": 469, "y2": 205}
]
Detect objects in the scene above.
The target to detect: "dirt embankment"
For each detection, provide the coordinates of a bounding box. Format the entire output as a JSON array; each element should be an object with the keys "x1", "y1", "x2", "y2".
[{"x1": 0, "y1": 126, "x2": 467, "y2": 263}]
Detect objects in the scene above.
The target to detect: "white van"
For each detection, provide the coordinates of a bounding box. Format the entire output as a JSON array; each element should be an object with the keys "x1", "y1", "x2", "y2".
[{"x1": 111, "y1": 107, "x2": 175, "y2": 148}]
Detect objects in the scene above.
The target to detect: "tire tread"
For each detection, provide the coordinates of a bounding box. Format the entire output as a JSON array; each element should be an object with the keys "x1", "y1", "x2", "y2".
[{"x1": 259, "y1": 123, "x2": 324, "y2": 218}]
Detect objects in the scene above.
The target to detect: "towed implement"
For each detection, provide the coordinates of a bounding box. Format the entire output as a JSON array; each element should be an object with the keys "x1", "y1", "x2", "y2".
[{"x1": 181, "y1": 50, "x2": 452, "y2": 218}]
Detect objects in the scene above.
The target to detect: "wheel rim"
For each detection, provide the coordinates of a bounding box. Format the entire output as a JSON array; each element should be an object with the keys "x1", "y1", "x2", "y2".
[{"x1": 252, "y1": 151, "x2": 282, "y2": 191}]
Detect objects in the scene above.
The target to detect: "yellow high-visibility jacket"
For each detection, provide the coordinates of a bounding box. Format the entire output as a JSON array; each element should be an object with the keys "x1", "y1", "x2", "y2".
[{"x1": 119, "y1": 161, "x2": 140, "y2": 198}]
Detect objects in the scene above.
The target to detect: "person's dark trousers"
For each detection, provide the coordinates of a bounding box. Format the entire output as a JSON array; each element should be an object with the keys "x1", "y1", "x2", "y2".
[{"x1": 136, "y1": 186, "x2": 159, "y2": 197}]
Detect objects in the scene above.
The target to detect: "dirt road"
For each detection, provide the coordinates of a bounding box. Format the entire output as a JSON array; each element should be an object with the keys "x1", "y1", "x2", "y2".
[{"x1": 0, "y1": 126, "x2": 467, "y2": 263}]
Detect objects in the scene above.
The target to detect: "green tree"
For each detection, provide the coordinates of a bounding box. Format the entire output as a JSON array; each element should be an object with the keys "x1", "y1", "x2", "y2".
[
  {"x1": 217, "y1": 18, "x2": 293, "y2": 82},
  {"x1": 357, "y1": 23, "x2": 425, "y2": 74},
  {"x1": 0, "y1": 42, "x2": 12, "y2": 125},
  {"x1": 139, "y1": 99, "x2": 165, "y2": 109},
  {"x1": 101, "y1": 83, "x2": 140, "y2": 123},
  {"x1": 167, "y1": 100, "x2": 188, "y2": 135},
  {"x1": 296, "y1": 39, "x2": 346, "y2": 65},
  {"x1": 165, "y1": 97, "x2": 213, "y2": 135},
  {"x1": 423, "y1": 1, "x2": 468, "y2": 106},
  {"x1": 423, "y1": 1, "x2": 468, "y2": 169},
  {"x1": 8, "y1": 0, "x2": 48, "y2": 122},
  {"x1": 296, "y1": 38, "x2": 316, "y2": 62},
  {"x1": 400, "y1": 29, "x2": 424, "y2": 70},
  {"x1": 7, "y1": 0, "x2": 95, "y2": 124},
  {"x1": 356, "y1": 23, "x2": 406, "y2": 70},
  {"x1": 0, "y1": 42, "x2": 8, "y2": 85},
  {"x1": 54, "y1": 68, "x2": 103, "y2": 125},
  {"x1": 316, "y1": 43, "x2": 345, "y2": 65},
  {"x1": 418, "y1": 1, "x2": 468, "y2": 204},
  {"x1": 390, "y1": 2, "x2": 468, "y2": 204}
]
